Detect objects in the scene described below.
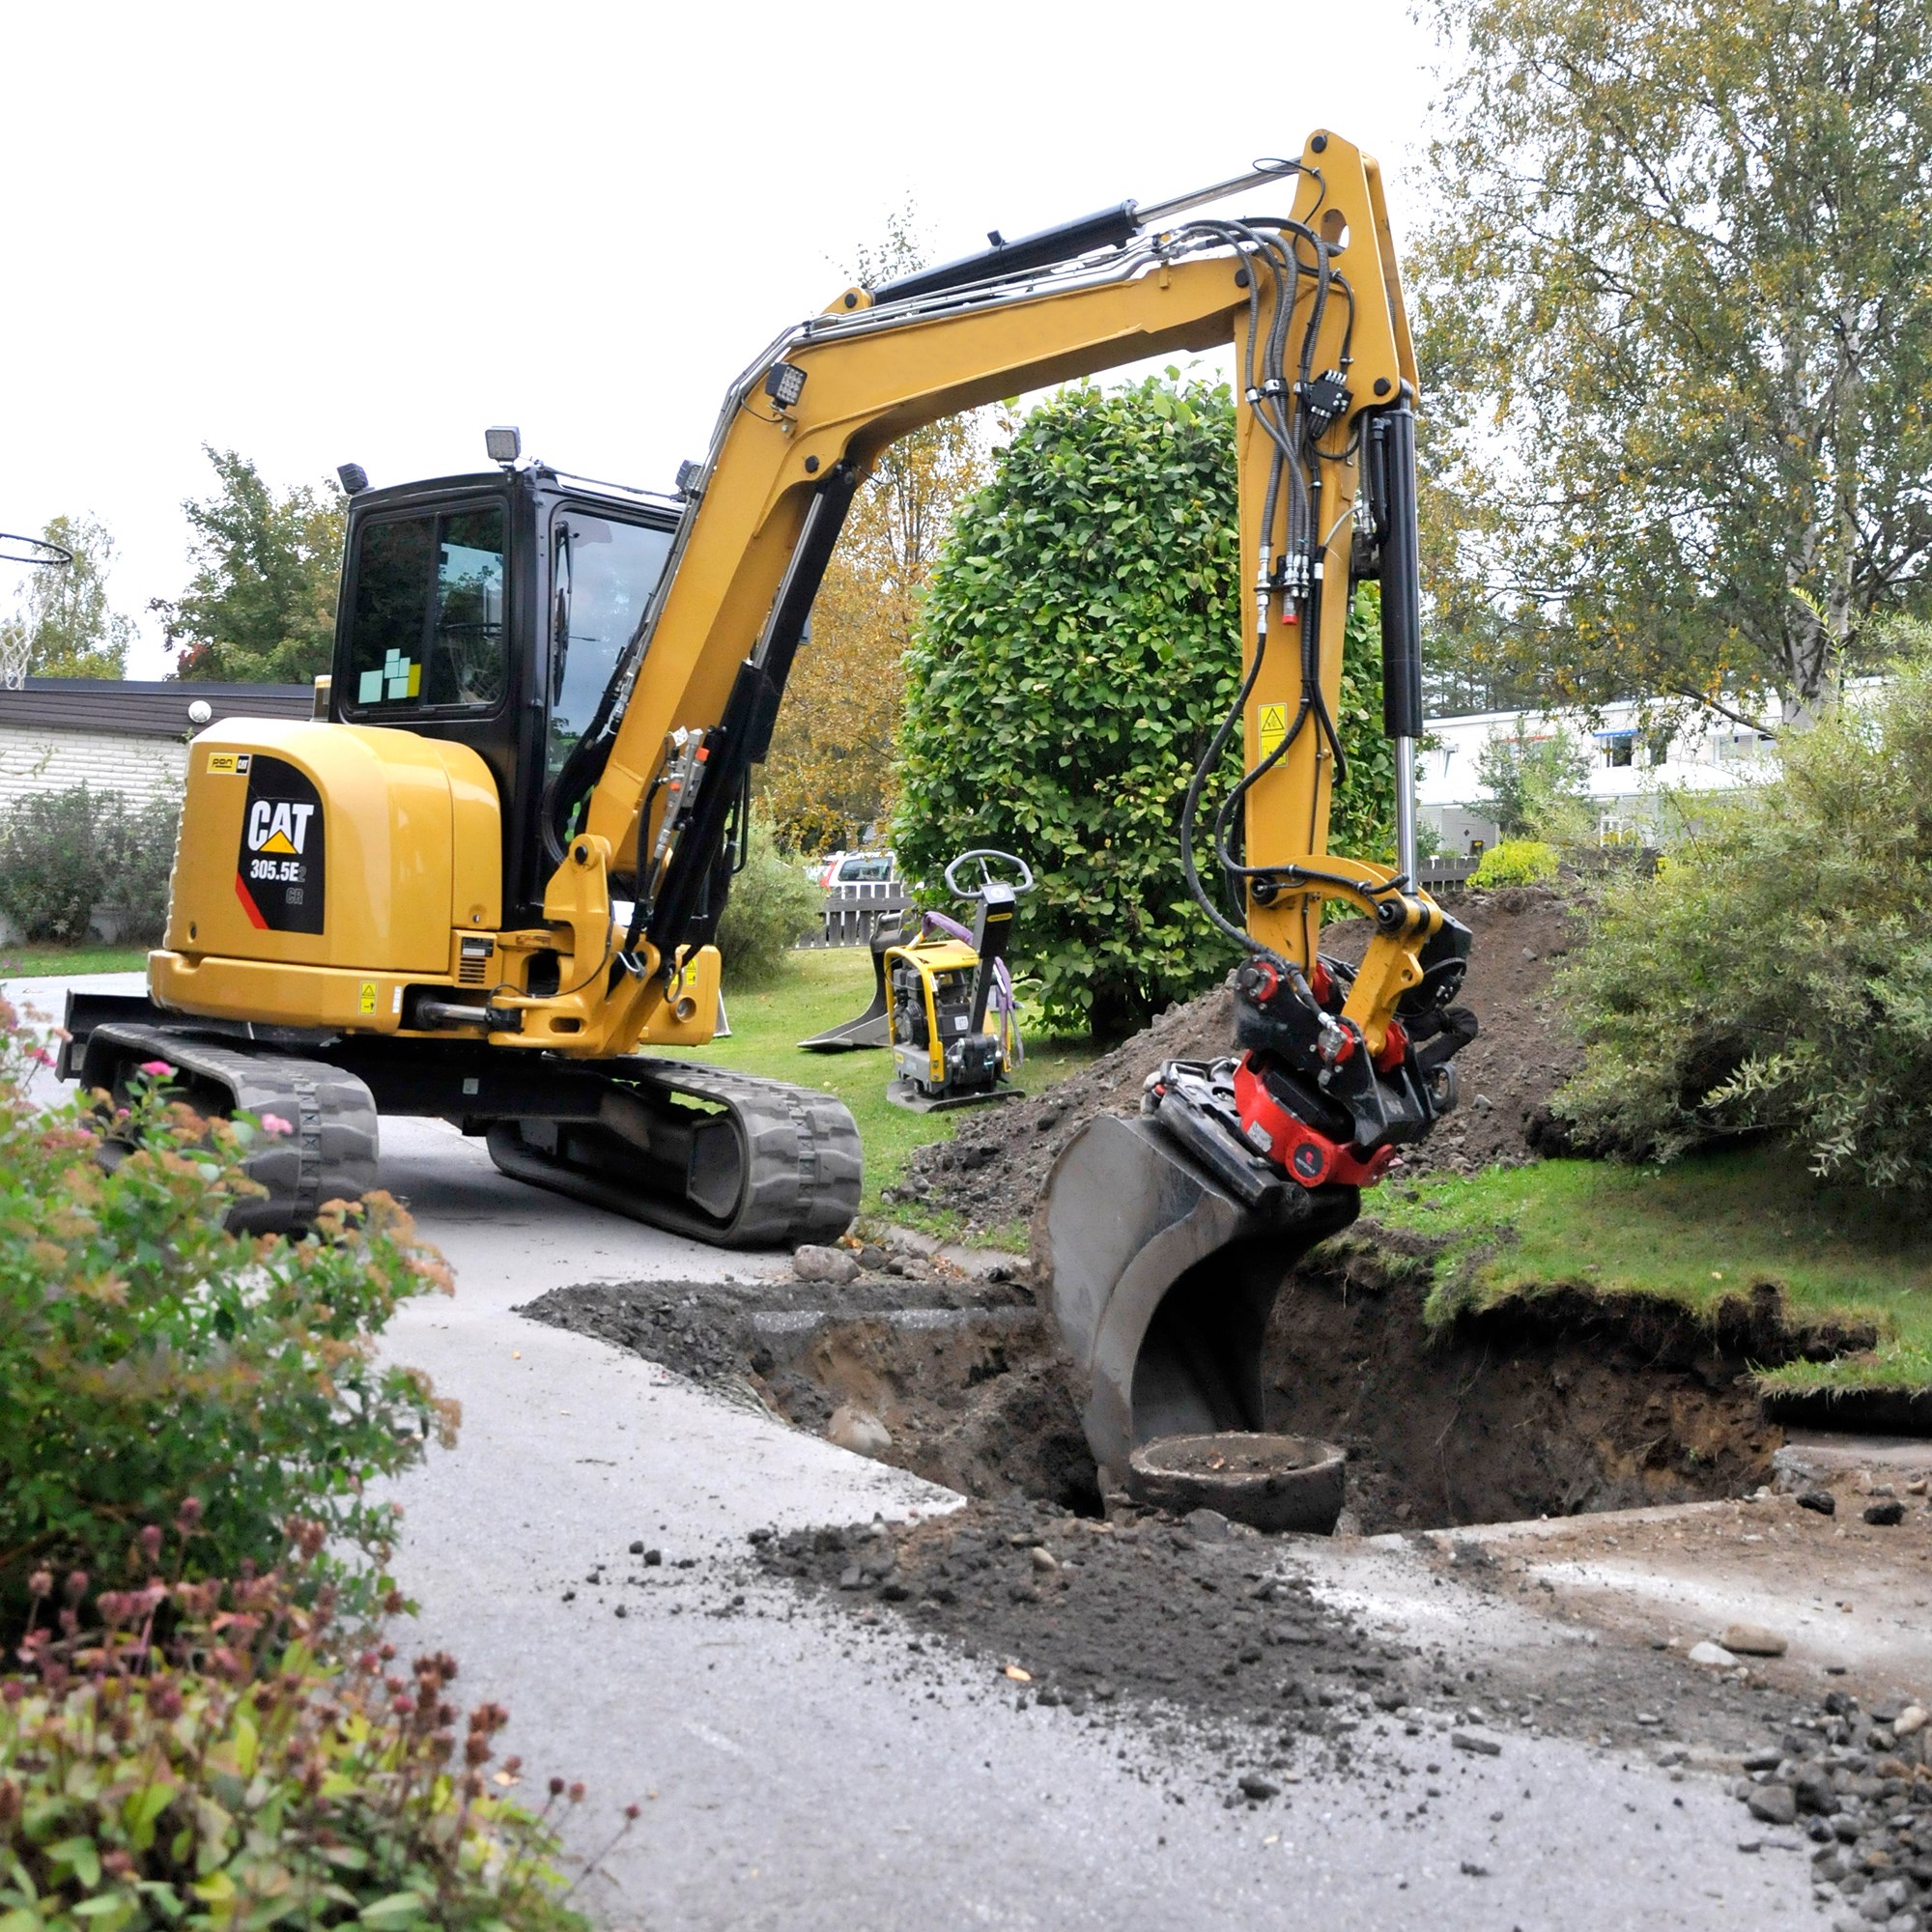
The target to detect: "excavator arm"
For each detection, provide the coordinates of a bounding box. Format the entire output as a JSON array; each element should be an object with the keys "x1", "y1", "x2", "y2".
[{"x1": 517, "y1": 130, "x2": 1455, "y2": 1088}]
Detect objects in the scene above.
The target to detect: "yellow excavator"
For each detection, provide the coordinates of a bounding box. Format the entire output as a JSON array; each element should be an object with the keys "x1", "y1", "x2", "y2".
[{"x1": 62, "y1": 131, "x2": 1474, "y2": 1484}]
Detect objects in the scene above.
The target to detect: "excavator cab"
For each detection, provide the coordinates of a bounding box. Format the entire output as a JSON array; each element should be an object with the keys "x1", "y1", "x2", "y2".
[{"x1": 325, "y1": 447, "x2": 681, "y2": 924}]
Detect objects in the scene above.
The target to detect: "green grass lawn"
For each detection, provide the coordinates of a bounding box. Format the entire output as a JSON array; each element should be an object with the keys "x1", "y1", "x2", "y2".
[
  {"x1": 645, "y1": 947, "x2": 1096, "y2": 1229},
  {"x1": 0, "y1": 942, "x2": 150, "y2": 979},
  {"x1": 1370, "y1": 1150, "x2": 1932, "y2": 1393}
]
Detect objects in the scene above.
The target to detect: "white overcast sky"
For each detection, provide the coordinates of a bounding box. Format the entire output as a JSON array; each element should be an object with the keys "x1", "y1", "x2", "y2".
[{"x1": 0, "y1": 0, "x2": 1444, "y2": 677}]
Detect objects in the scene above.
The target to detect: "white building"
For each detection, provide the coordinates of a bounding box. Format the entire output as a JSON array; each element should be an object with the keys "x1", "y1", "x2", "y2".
[
  {"x1": 0, "y1": 677, "x2": 313, "y2": 811},
  {"x1": 1418, "y1": 696, "x2": 1791, "y2": 854}
]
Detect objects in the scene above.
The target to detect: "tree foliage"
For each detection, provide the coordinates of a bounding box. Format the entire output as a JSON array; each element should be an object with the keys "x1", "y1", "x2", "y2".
[
  {"x1": 1474, "y1": 724, "x2": 1593, "y2": 841},
  {"x1": 1554, "y1": 634, "x2": 1932, "y2": 1189},
  {"x1": 897, "y1": 377, "x2": 1398, "y2": 1040},
  {"x1": 762, "y1": 214, "x2": 993, "y2": 853},
  {"x1": 1416, "y1": 0, "x2": 1932, "y2": 722},
  {"x1": 156, "y1": 448, "x2": 345, "y2": 683},
  {"x1": 0, "y1": 515, "x2": 133, "y2": 678}
]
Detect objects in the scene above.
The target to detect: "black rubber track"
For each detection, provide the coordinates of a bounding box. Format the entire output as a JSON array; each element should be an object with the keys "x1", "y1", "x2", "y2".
[{"x1": 78, "y1": 1022, "x2": 380, "y2": 1236}]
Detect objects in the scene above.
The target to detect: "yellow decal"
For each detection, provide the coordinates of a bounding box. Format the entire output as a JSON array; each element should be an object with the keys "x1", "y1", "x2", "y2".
[
  {"x1": 1258, "y1": 701, "x2": 1289, "y2": 763},
  {"x1": 206, "y1": 752, "x2": 251, "y2": 775},
  {"x1": 258, "y1": 830, "x2": 298, "y2": 856},
  {"x1": 358, "y1": 981, "x2": 378, "y2": 1016}
]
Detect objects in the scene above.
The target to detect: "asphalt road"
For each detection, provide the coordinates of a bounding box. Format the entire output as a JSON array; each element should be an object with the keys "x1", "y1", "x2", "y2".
[{"x1": 13, "y1": 974, "x2": 1820, "y2": 1930}]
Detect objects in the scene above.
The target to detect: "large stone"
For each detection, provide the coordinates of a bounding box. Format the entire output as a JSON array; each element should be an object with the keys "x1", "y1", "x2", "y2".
[
  {"x1": 826, "y1": 1404, "x2": 893, "y2": 1458},
  {"x1": 1747, "y1": 1782, "x2": 1798, "y2": 1826},
  {"x1": 1689, "y1": 1640, "x2": 1739, "y2": 1667},
  {"x1": 1896, "y1": 1706, "x2": 1929, "y2": 1738},
  {"x1": 1721, "y1": 1624, "x2": 1790, "y2": 1657},
  {"x1": 794, "y1": 1243, "x2": 861, "y2": 1284}
]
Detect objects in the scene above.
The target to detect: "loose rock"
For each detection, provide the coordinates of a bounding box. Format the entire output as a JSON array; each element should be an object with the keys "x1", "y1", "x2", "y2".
[
  {"x1": 1746, "y1": 1782, "x2": 1798, "y2": 1826},
  {"x1": 793, "y1": 1244, "x2": 861, "y2": 1286},
  {"x1": 1798, "y1": 1490, "x2": 1837, "y2": 1517},
  {"x1": 1451, "y1": 1731, "x2": 1502, "y2": 1757},
  {"x1": 1863, "y1": 1500, "x2": 1906, "y2": 1527},
  {"x1": 1720, "y1": 1624, "x2": 1789, "y2": 1658},
  {"x1": 827, "y1": 1404, "x2": 893, "y2": 1458},
  {"x1": 1689, "y1": 1640, "x2": 1739, "y2": 1667}
]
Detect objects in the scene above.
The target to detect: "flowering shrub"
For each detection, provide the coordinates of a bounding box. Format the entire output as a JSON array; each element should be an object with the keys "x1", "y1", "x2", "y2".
[
  {"x1": 0, "y1": 998, "x2": 456, "y2": 1633},
  {"x1": 0, "y1": 1516, "x2": 618, "y2": 1931}
]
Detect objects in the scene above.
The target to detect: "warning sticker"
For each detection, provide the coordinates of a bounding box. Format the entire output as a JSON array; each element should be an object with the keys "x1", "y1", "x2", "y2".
[
  {"x1": 358, "y1": 981, "x2": 378, "y2": 1016},
  {"x1": 206, "y1": 751, "x2": 251, "y2": 775},
  {"x1": 1258, "y1": 701, "x2": 1290, "y2": 762},
  {"x1": 233, "y1": 755, "x2": 325, "y2": 934}
]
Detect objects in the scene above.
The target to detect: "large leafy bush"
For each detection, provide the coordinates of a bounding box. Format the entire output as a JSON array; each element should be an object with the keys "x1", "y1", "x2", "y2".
[
  {"x1": 715, "y1": 819, "x2": 820, "y2": 986},
  {"x1": 1554, "y1": 649, "x2": 1932, "y2": 1189},
  {"x1": 1, "y1": 1522, "x2": 609, "y2": 1932},
  {"x1": 896, "y1": 376, "x2": 1397, "y2": 1039},
  {"x1": 0, "y1": 1000, "x2": 454, "y2": 1628},
  {"x1": 0, "y1": 787, "x2": 180, "y2": 945}
]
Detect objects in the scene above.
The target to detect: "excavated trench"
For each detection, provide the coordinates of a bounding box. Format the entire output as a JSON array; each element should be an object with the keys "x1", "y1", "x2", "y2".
[{"x1": 519, "y1": 1234, "x2": 1875, "y2": 1534}]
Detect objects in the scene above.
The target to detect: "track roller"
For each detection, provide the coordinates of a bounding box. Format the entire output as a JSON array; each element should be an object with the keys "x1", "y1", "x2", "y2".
[{"x1": 483, "y1": 1059, "x2": 863, "y2": 1248}]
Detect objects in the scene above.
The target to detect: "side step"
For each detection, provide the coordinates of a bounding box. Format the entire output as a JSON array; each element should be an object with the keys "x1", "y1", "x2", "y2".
[
  {"x1": 483, "y1": 1059, "x2": 863, "y2": 1249},
  {"x1": 77, "y1": 1022, "x2": 379, "y2": 1236}
]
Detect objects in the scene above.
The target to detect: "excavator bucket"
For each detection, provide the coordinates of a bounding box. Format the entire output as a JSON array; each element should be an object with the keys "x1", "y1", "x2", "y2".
[
  {"x1": 797, "y1": 917, "x2": 899, "y2": 1052},
  {"x1": 1033, "y1": 1111, "x2": 1360, "y2": 1488}
]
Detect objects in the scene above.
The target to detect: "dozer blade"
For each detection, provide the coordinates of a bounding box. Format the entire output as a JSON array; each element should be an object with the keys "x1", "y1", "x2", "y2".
[
  {"x1": 1033, "y1": 1111, "x2": 1359, "y2": 1487},
  {"x1": 798, "y1": 920, "x2": 897, "y2": 1051},
  {"x1": 485, "y1": 1060, "x2": 862, "y2": 1249}
]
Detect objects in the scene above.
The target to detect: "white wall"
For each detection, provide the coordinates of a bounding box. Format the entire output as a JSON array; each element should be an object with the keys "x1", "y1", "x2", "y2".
[{"x1": 0, "y1": 726, "x2": 187, "y2": 810}]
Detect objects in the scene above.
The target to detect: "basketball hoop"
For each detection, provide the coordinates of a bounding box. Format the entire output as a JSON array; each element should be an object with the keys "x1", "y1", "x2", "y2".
[{"x1": 0, "y1": 532, "x2": 72, "y2": 691}]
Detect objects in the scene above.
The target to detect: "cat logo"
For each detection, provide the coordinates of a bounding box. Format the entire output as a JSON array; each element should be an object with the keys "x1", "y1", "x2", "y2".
[
  {"x1": 234, "y1": 756, "x2": 326, "y2": 936},
  {"x1": 246, "y1": 799, "x2": 317, "y2": 857}
]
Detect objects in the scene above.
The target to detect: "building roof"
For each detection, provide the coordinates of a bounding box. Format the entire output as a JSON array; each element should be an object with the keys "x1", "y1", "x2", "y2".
[{"x1": 0, "y1": 677, "x2": 315, "y2": 740}]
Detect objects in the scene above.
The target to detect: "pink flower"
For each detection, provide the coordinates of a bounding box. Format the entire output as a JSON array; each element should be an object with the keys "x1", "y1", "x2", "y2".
[
  {"x1": 26, "y1": 1047, "x2": 54, "y2": 1067},
  {"x1": 138, "y1": 1060, "x2": 174, "y2": 1078},
  {"x1": 259, "y1": 1113, "x2": 294, "y2": 1136}
]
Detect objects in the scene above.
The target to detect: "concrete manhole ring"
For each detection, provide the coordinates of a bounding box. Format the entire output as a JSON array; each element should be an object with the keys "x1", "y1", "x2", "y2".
[{"x1": 1127, "y1": 1431, "x2": 1347, "y2": 1534}]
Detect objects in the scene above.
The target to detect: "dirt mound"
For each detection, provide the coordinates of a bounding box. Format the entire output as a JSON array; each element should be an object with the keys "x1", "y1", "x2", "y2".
[
  {"x1": 890, "y1": 887, "x2": 1581, "y2": 1233},
  {"x1": 758, "y1": 1497, "x2": 1410, "y2": 1745}
]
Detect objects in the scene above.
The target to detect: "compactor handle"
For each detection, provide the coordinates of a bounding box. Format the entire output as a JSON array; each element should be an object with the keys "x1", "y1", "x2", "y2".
[{"x1": 944, "y1": 849, "x2": 1035, "y2": 901}]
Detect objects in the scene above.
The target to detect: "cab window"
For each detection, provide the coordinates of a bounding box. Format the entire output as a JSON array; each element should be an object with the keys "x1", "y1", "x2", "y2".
[
  {"x1": 347, "y1": 506, "x2": 507, "y2": 713},
  {"x1": 548, "y1": 510, "x2": 674, "y2": 773}
]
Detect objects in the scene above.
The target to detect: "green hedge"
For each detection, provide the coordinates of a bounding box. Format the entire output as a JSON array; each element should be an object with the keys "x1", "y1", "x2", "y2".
[{"x1": 0, "y1": 785, "x2": 179, "y2": 945}]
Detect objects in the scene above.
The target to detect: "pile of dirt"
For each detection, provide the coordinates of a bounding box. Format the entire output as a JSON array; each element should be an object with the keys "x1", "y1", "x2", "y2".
[
  {"x1": 889, "y1": 887, "x2": 1581, "y2": 1233},
  {"x1": 757, "y1": 1496, "x2": 1412, "y2": 1746}
]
